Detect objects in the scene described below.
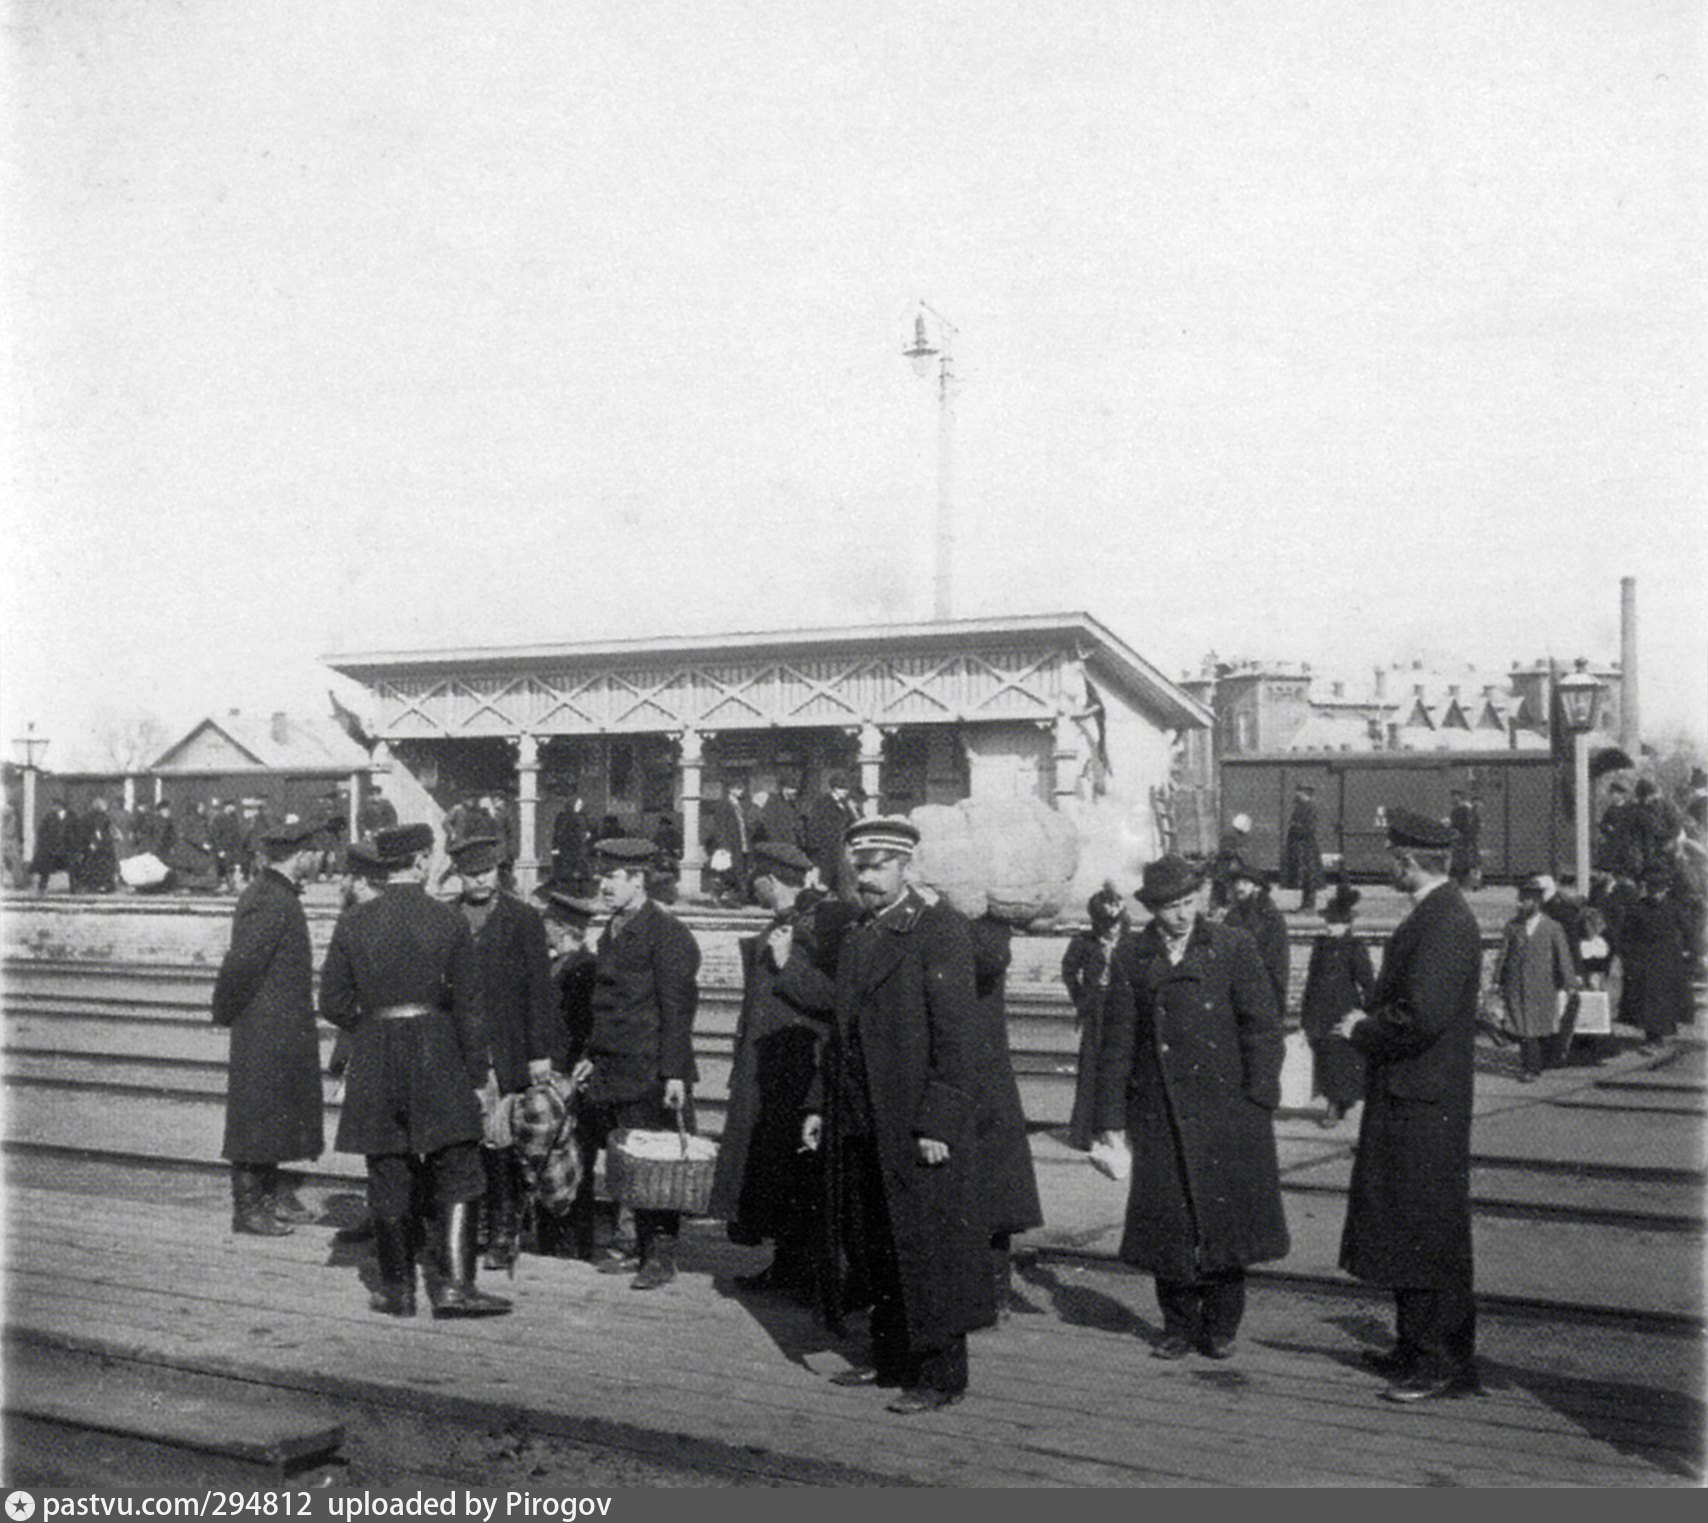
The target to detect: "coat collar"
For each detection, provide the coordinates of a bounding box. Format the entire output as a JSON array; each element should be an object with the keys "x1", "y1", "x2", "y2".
[{"x1": 851, "y1": 886, "x2": 927, "y2": 992}]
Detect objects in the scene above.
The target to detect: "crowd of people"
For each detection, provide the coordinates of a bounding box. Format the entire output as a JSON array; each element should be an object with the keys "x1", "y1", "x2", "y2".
[
  {"x1": 200, "y1": 769, "x2": 1699, "y2": 1422},
  {"x1": 6, "y1": 787, "x2": 406, "y2": 896}
]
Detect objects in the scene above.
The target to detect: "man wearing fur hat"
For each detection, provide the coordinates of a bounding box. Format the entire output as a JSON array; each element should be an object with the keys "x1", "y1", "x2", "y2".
[
  {"x1": 804, "y1": 816, "x2": 991, "y2": 1414},
  {"x1": 1094, "y1": 855, "x2": 1289, "y2": 1363},
  {"x1": 1335, "y1": 807, "x2": 1482, "y2": 1402},
  {"x1": 321, "y1": 823, "x2": 510, "y2": 1319}
]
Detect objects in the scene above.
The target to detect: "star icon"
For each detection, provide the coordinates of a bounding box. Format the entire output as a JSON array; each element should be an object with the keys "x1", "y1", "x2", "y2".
[{"x1": 6, "y1": 1493, "x2": 36, "y2": 1521}]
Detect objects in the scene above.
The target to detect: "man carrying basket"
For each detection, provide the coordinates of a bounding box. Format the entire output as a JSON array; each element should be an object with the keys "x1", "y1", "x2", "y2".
[{"x1": 569, "y1": 837, "x2": 703, "y2": 1288}]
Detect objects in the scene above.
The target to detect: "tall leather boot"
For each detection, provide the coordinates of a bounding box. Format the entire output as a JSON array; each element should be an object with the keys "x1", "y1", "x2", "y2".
[
  {"x1": 430, "y1": 1200, "x2": 513, "y2": 1318},
  {"x1": 231, "y1": 1164, "x2": 292, "y2": 1237},
  {"x1": 370, "y1": 1218, "x2": 417, "y2": 1317},
  {"x1": 259, "y1": 1163, "x2": 315, "y2": 1226}
]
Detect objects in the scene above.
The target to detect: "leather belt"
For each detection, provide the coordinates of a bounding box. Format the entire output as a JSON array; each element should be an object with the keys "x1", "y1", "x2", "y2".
[{"x1": 374, "y1": 1003, "x2": 434, "y2": 1020}]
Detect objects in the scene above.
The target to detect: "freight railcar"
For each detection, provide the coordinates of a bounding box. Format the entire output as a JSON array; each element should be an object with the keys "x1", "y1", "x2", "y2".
[{"x1": 1220, "y1": 751, "x2": 1563, "y2": 884}]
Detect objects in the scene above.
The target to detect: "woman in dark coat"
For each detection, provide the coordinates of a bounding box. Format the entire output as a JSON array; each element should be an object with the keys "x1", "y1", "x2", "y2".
[
  {"x1": 1299, "y1": 883, "x2": 1375, "y2": 1125},
  {"x1": 966, "y1": 911, "x2": 1045, "y2": 1318},
  {"x1": 1062, "y1": 884, "x2": 1128, "y2": 1151},
  {"x1": 1618, "y1": 868, "x2": 1695, "y2": 1048},
  {"x1": 1094, "y1": 856, "x2": 1289, "y2": 1361}
]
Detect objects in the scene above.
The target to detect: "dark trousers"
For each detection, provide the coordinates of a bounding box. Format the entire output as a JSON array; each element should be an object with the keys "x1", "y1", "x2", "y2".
[
  {"x1": 367, "y1": 1143, "x2": 483, "y2": 1223},
  {"x1": 1394, "y1": 1281, "x2": 1477, "y2": 1378},
  {"x1": 574, "y1": 1096, "x2": 683, "y2": 1256},
  {"x1": 843, "y1": 1137, "x2": 968, "y2": 1395},
  {"x1": 1155, "y1": 1268, "x2": 1247, "y2": 1344},
  {"x1": 1518, "y1": 1036, "x2": 1549, "y2": 1076}
]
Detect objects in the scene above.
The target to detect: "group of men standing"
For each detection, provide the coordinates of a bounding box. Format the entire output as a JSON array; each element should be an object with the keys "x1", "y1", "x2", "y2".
[
  {"x1": 1090, "y1": 805, "x2": 1485, "y2": 1404},
  {"x1": 210, "y1": 795, "x2": 1487, "y2": 1415},
  {"x1": 703, "y1": 771, "x2": 862, "y2": 907}
]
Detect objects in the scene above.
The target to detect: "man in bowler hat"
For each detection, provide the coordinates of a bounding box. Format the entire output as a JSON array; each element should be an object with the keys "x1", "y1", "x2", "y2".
[
  {"x1": 1094, "y1": 855, "x2": 1289, "y2": 1361},
  {"x1": 1335, "y1": 807, "x2": 1483, "y2": 1402}
]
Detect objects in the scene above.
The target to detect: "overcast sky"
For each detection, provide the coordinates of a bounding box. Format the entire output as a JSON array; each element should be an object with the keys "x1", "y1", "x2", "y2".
[{"x1": 6, "y1": 0, "x2": 1703, "y2": 770}]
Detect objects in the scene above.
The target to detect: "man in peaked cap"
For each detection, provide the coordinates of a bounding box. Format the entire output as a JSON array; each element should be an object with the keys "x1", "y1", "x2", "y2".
[
  {"x1": 1282, "y1": 782, "x2": 1324, "y2": 912},
  {"x1": 1093, "y1": 855, "x2": 1288, "y2": 1364},
  {"x1": 449, "y1": 832, "x2": 558, "y2": 1273},
  {"x1": 321, "y1": 821, "x2": 511, "y2": 1319},
  {"x1": 568, "y1": 837, "x2": 703, "y2": 1286},
  {"x1": 710, "y1": 838, "x2": 857, "y2": 1301},
  {"x1": 1334, "y1": 805, "x2": 1483, "y2": 1403},
  {"x1": 212, "y1": 815, "x2": 326, "y2": 1237},
  {"x1": 803, "y1": 815, "x2": 990, "y2": 1414}
]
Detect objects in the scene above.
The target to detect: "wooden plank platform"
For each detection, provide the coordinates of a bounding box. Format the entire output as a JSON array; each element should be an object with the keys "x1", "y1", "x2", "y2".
[
  {"x1": 4, "y1": 1337, "x2": 346, "y2": 1481},
  {"x1": 5, "y1": 1184, "x2": 1696, "y2": 1487}
]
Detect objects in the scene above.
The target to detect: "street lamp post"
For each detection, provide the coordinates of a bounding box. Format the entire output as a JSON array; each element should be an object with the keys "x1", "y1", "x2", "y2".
[
  {"x1": 1556, "y1": 659, "x2": 1605, "y2": 894},
  {"x1": 11, "y1": 722, "x2": 50, "y2": 867},
  {"x1": 903, "y1": 304, "x2": 958, "y2": 621}
]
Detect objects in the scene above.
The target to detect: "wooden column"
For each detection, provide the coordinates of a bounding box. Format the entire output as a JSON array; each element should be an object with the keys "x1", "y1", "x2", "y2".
[
  {"x1": 858, "y1": 723, "x2": 885, "y2": 814},
  {"x1": 678, "y1": 728, "x2": 706, "y2": 897},
  {"x1": 347, "y1": 770, "x2": 365, "y2": 841},
  {"x1": 21, "y1": 765, "x2": 38, "y2": 865},
  {"x1": 515, "y1": 732, "x2": 541, "y2": 893}
]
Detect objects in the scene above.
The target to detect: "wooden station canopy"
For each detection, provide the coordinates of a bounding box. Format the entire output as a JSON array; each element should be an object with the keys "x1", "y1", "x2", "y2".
[{"x1": 325, "y1": 612, "x2": 1209, "y2": 890}]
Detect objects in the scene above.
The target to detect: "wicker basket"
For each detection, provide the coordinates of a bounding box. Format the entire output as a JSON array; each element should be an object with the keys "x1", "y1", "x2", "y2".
[{"x1": 605, "y1": 1119, "x2": 718, "y2": 1215}]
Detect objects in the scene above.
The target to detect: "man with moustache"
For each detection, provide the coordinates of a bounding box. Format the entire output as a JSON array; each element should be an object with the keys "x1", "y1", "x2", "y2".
[
  {"x1": 1334, "y1": 808, "x2": 1483, "y2": 1403},
  {"x1": 804, "y1": 817, "x2": 990, "y2": 1414}
]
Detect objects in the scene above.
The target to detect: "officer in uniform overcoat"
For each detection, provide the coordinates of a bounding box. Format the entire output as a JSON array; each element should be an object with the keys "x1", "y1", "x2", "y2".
[
  {"x1": 806, "y1": 816, "x2": 993, "y2": 1415},
  {"x1": 213, "y1": 815, "x2": 326, "y2": 1236},
  {"x1": 1336, "y1": 807, "x2": 1483, "y2": 1402},
  {"x1": 320, "y1": 823, "x2": 510, "y2": 1319}
]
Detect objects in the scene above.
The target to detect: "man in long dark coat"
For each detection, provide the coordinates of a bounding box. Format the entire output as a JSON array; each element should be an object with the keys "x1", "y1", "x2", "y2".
[
  {"x1": 710, "y1": 840, "x2": 854, "y2": 1299},
  {"x1": 73, "y1": 796, "x2": 118, "y2": 893},
  {"x1": 1281, "y1": 783, "x2": 1324, "y2": 912},
  {"x1": 569, "y1": 837, "x2": 702, "y2": 1287},
  {"x1": 550, "y1": 795, "x2": 593, "y2": 891},
  {"x1": 751, "y1": 775, "x2": 806, "y2": 854},
  {"x1": 1094, "y1": 855, "x2": 1289, "y2": 1361},
  {"x1": 805, "y1": 816, "x2": 993, "y2": 1415},
  {"x1": 449, "y1": 833, "x2": 559, "y2": 1271},
  {"x1": 1335, "y1": 806, "x2": 1483, "y2": 1403},
  {"x1": 212, "y1": 816, "x2": 325, "y2": 1237},
  {"x1": 31, "y1": 799, "x2": 75, "y2": 893},
  {"x1": 706, "y1": 779, "x2": 752, "y2": 906},
  {"x1": 321, "y1": 823, "x2": 510, "y2": 1319},
  {"x1": 805, "y1": 770, "x2": 860, "y2": 897},
  {"x1": 965, "y1": 910, "x2": 1044, "y2": 1320},
  {"x1": 1448, "y1": 789, "x2": 1482, "y2": 888},
  {"x1": 1223, "y1": 862, "x2": 1290, "y2": 1016}
]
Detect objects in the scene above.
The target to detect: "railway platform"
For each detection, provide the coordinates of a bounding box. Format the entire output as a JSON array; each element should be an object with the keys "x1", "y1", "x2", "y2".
[{"x1": 4, "y1": 1042, "x2": 1702, "y2": 1488}]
